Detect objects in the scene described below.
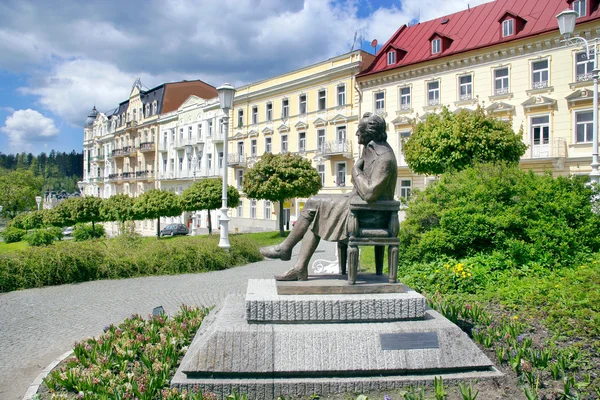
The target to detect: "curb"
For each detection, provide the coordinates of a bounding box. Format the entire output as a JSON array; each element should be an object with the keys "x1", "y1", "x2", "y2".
[{"x1": 22, "y1": 350, "x2": 73, "y2": 400}]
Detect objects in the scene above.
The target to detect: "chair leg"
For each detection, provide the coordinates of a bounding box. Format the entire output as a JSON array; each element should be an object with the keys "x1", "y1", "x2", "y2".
[
  {"x1": 347, "y1": 245, "x2": 359, "y2": 285},
  {"x1": 388, "y1": 245, "x2": 399, "y2": 283},
  {"x1": 375, "y1": 245, "x2": 385, "y2": 275},
  {"x1": 337, "y1": 241, "x2": 348, "y2": 275}
]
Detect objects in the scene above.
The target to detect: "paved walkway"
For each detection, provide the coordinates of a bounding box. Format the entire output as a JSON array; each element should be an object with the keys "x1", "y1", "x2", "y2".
[{"x1": 0, "y1": 241, "x2": 339, "y2": 400}]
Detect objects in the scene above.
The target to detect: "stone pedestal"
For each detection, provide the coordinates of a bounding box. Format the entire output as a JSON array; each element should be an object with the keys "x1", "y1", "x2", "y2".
[{"x1": 172, "y1": 277, "x2": 501, "y2": 399}]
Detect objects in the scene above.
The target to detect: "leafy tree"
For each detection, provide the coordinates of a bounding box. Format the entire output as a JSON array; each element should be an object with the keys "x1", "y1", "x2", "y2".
[
  {"x1": 243, "y1": 153, "x2": 322, "y2": 237},
  {"x1": 55, "y1": 197, "x2": 105, "y2": 234},
  {"x1": 0, "y1": 170, "x2": 44, "y2": 218},
  {"x1": 180, "y1": 178, "x2": 240, "y2": 235},
  {"x1": 100, "y1": 194, "x2": 138, "y2": 233},
  {"x1": 133, "y1": 189, "x2": 183, "y2": 238},
  {"x1": 402, "y1": 106, "x2": 527, "y2": 175}
]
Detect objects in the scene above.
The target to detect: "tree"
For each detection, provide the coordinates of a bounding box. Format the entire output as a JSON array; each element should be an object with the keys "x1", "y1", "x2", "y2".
[
  {"x1": 402, "y1": 106, "x2": 527, "y2": 175},
  {"x1": 133, "y1": 189, "x2": 182, "y2": 238},
  {"x1": 243, "y1": 153, "x2": 322, "y2": 237},
  {"x1": 180, "y1": 178, "x2": 240, "y2": 235},
  {"x1": 0, "y1": 170, "x2": 44, "y2": 219},
  {"x1": 99, "y1": 194, "x2": 138, "y2": 233},
  {"x1": 55, "y1": 196, "x2": 105, "y2": 234}
]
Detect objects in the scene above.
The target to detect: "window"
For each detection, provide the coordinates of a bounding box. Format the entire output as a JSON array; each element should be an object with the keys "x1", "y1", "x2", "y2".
[
  {"x1": 576, "y1": 51, "x2": 594, "y2": 82},
  {"x1": 299, "y1": 132, "x2": 306, "y2": 152},
  {"x1": 188, "y1": 126, "x2": 192, "y2": 140},
  {"x1": 531, "y1": 115, "x2": 550, "y2": 146},
  {"x1": 432, "y1": 38, "x2": 441, "y2": 54},
  {"x1": 237, "y1": 141, "x2": 244, "y2": 157},
  {"x1": 179, "y1": 128, "x2": 184, "y2": 142},
  {"x1": 575, "y1": 110, "x2": 593, "y2": 143},
  {"x1": 153, "y1": 101, "x2": 158, "y2": 115},
  {"x1": 494, "y1": 68, "x2": 510, "y2": 95},
  {"x1": 299, "y1": 94, "x2": 307, "y2": 114},
  {"x1": 133, "y1": 109, "x2": 137, "y2": 121},
  {"x1": 252, "y1": 106, "x2": 258, "y2": 124},
  {"x1": 187, "y1": 158, "x2": 192, "y2": 172},
  {"x1": 198, "y1": 123, "x2": 203, "y2": 139},
  {"x1": 335, "y1": 163, "x2": 346, "y2": 187},
  {"x1": 317, "y1": 129, "x2": 325, "y2": 151},
  {"x1": 375, "y1": 92, "x2": 385, "y2": 112},
  {"x1": 250, "y1": 200, "x2": 257, "y2": 219},
  {"x1": 459, "y1": 75, "x2": 473, "y2": 100},
  {"x1": 207, "y1": 153, "x2": 212, "y2": 170},
  {"x1": 237, "y1": 200, "x2": 243, "y2": 218},
  {"x1": 251, "y1": 139, "x2": 257, "y2": 156},
  {"x1": 318, "y1": 89, "x2": 326, "y2": 110},
  {"x1": 502, "y1": 19, "x2": 514, "y2": 37},
  {"x1": 336, "y1": 126, "x2": 346, "y2": 145},
  {"x1": 145, "y1": 104, "x2": 150, "y2": 117},
  {"x1": 573, "y1": 0, "x2": 586, "y2": 17},
  {"x1": 400, "y1": 87, "x2": 411, "y2": 110},
  {"x1": 219, "y1": 118, "x2": 224, "y2": 134},
  {"x1": 163, "y1": 159, "x2": 167, "y2": 173},
  {"x1": 281, "y1": 135, "x2": 288, "y2": 153},
  {"x1": 532, "y1": 59, "x2": 549, "y2": 89},
  {"x1": 264, "y1": 201, "x2": 271, "y2": 219},
  {"x1": 399, "y1": 180, "x2": 412, "y2": 201},
  {"x1": 318, "y1": 165, "x2": 325, "y2": 186},
  {"x1": 282, "y1": 99, "x2": 289, "y2": 118},
  {"x1": 237, "y1": 109, "x2": 244, "y2": 128},
  {"x1": 237, "y1": 169, "x2": 244, "y2": 189},
  {"x1": 218, "y1": 152, "x2": 223, "y2": 168},
  {"x1": 427, "y1": 81, "x2": 440, "y2": 105},
  {"x1": 208, "y1": 121, "x2": 213, "y2": 136},
  {"x1": 266, "y1": 103, "x2": 272, "y2": 121},
  {"x1": 387, "y1": 50, "x2": 396, "y2": 65},
  {"x1": 337, "y1": 84, "x2": 346, "y2": 106},
  {"x1": 179, "y1": 157, "x2": 183, "y2": 172},
  {"x1": 170, "y1": 158, "x2": 175, "y2": 173},
  {"x1": 265, "y1": 137, "x2": 272, "y2": 153}
]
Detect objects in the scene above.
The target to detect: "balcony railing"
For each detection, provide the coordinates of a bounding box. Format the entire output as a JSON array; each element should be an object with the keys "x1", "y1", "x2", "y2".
[
  {"x1": 136, "y1": 170, "x2": 154, "y2": 179},
  {"x1": 399, "y1": 103, "x2": 411, "y2": 110},
  {"x1": 459, "y1": 93, "x2": 473, "y2": 101},
  {"x1": 175, "y1": 138, "x2": 194, "y2": 149},
  {"x1": 126, "y1": 121, "x2": 137, "y2": 129},
  {"x1": 316, "y1": 140, "x2": 352, "y2": 158},
  {"x1": 494, "y1": 87, "x2": 509, "y2": 96},
  {"x1": 576, "y1": 73, "x2": 593, "y2": 82},
  {"x1": 122, "y1": 171, "x2": 135, "y2": 180},
  {"x1": 111, "y1": 148, "x2": 124, "y2": 157},
  {"x1": 228, "y1": 153, "x2": 246, "y2": 166},
  {"x1": 123, "y1": 146, "x2": 136, "y2": 156},
  {"x1": 90, "y1": 154, "x2": 104, "y2": 162},
  {"x1": 138, "y1": 142, "x2": 155, "y2": 152},
  {"x1": 158, "y1": 142, "x2": 169, "y2": 152},
  {"x1": 531, "y1": 80, "x2": 549, "y2": 90},
  {"x1": 108, "y1": 173, "x2": 120, "y2": 181},
  {"x1": 427, "y1": 98, "x2": 440, "y2": 106},
  {"x1": 522, "y1": 138, "x2": 566, "y2": 160}
]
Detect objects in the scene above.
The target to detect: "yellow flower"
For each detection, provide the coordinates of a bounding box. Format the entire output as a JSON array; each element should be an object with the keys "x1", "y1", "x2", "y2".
[
  {"x1": 555, "y1": 284, "x2": 559, "y2": 288},
  {"x1": 513, "y1": 315, "x2": 519, "y2": 320},
  {"x1": 467, "y1": 273, "x2": 472, "y2": 277},
  {"x1": 435, "y1": 269, "x2": 440, "y2": 273}
]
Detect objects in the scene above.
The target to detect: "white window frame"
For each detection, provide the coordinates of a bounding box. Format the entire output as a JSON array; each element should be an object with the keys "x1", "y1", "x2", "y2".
[
  {"x1": 493, "y1": 67, "x2": 510, "y2": 95},
  {"x1": 318, "y1": 89, "x2": 326, "y2": 111},
  {"x1": 265, "y1": 137, "x2": 272, "y2": 153},
  {"x1": 266, "y1": 102, "x2": 273, "y2": 121},
  {"x1": 458, "y1": 74, "x2": 473, "y2": 100},
  {"x1": 431, "y1": 38, "x2": 441, "y2": 54},
  {"x1": 299, "y1": 94, "x2": 307, "y2": 114},
  {"x1": 281, "y1": 134, "x2": 288, "y2": 153},
  {"x1": 206, "y1": 153, "x2": 212, "y2": 170},
  {"x1": 208, "y1": 121, "x2": 213, "y2": 136},
  {"x1": 575, "y1": 51, "x2": 594, "y2": 82},
  {"x1": 298, "y1": 132, "x2": 306, "y2": 152},
  {"x1": 335, "y1": 162, "x2": 347, "y2": 187},
  {"x1": 252, "y1": 106, "x2": 258, "y2": 124},
  {"x1": 574, "y1": 109, "x2": 593, "y2": 143},
  {"x1": 251, "y1": 139, "x2": 257, "y2": 156},
  {"x1": 237, "y1": 109, "x2": 244, "y2": 128},
  {"x1": 145, "y1": 104, "x2": 150, "y2": 118},
  {"x1": 574, "y1": 0, "x2": 586, "y2": 17},
  {"x1": 387, "y1": 50, "x2": 396, "y2": 65},
  {"x1": 399, "y1": 179, "x2": 412, "y2": 201},
  {"x1": 337, "y1": 84, "x2": 346, "y2": 106},
  {"x1": 399, "y1": 86, "x2": 411, "y2": 110},
  {"x1": 237, "y1": 200, "x2": 243, "y2": 218},
  {"x1": 375, "y1": 91, "x2": 385, "y2": 111},
  {"x1": 427, "y1": 80, "x2": 440, "y2": 105},
  {"x1": 531, "y1": 58, "x2": 550, "y2": 89},
  {"x1": 317, "y1": 164, "x2": 325, "y2": 186},
  {"x1": 317, "y1": 129, "x2": 325, "y2": 151},
  {"x1": 282, "y1": 98, "x2": 289, "y2": 118},
  {"x1": 197, "y1": 123, "x2": 203, "y2": 139},
  {"x1": 502, "y1": 19, "x2": 514, "y2": 37},
  {"x1": 237, "y1": 169, "x2": 244, "y2": 189},
  {"x1": 264, "y1": 201, "x2": 271, "y2": 219},
  {"x1": 152, "y1": 101, "x2": 158, "y2": 115},
  {"x1": 531, "y1": 114, "x2": 550, "y2": 146},
  {"x1": 250, "y1": 200, "x2": 257, "y2": 219}
]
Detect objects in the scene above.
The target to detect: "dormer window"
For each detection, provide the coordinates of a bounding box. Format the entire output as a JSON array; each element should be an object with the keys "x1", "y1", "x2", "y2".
[
  {"x1": 432, "y1": 39, "x2": 441, "y2": 54},
  {"x1": 502, "y1": 19, "x2": 514, "y2": 37},
  {"x1": 573, "y1": 0, "x2": 587, "y2": 17},
  {"x1": 387, "y1": 50, "x2": 396, "y2": 65}
]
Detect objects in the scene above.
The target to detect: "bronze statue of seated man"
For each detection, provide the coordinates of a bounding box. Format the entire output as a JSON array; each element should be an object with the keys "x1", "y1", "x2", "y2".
[{"x1": 260, "y1": 112, "x2": 398, "y2": 281}]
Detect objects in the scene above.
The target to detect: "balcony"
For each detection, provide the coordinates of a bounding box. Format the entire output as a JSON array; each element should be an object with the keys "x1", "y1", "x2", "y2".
[
  {"x1": 459, "y1": 93, "x2": 473, "y2": 101},
  {"x1": 122, "y1": 146, "x2": 137, "y2": 156},
  {"x1": 531, "y1": 80, "x2": 549, "y2": 90},
  {"x1": 91, "y1": 176, "x2": 104, "y2": 183},
  {"x1": 494, "y1": 87, "x2": 510, "y2": 96},
  {"x1": 316, "y1": 140, "x2": 352, "y2": 159},
  {"x1": 522, "y1": 138, "x2": 566, "y2": 160},
  {"x1": 111, "y1": 148, "x2": 124, "y2": 158},
  {"x1": 399, "y1": 103, "x2": 411, "y2": 111},
  {"x1": 427, "y1": 98, "x2": 440, "y2": 107},
  {"x1": 91, "y1": 154, "x2": 105, "y2": 163},
  {"x1": 126, "y1": 121, "x2": 138, "y2": 130},
  {"x1": 212, "y1": 132, "x2": 224, "y2": 143},
  {"x1": 175, "y1": 137, "x2": 194, "y2": 149},
  {"x1": 108, "y1": 173, "x2": 120, "y2": 182},
  {"x1": 228, "y1": 153, "x2": 246, "y2": 167},
  {"x1": 576, "y1": 73, "x2": 593, "y2": 82},
  {"x1": 158, "y1": 141, "x2": 169, "y2": 152},
  {"x1": 136, "y1": 170, "x2": 155, "y2": 180},
  {"x1": 138, "y1": 142, "x2": 155, "y2": 152},
  {"x1": 122, "y1": 171, "x2": 135, "y2": 180}
]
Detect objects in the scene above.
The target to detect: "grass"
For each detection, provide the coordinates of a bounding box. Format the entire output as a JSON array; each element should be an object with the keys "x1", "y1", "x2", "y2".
[{"x1": 0, "y1": 240, "x2": 29, "y2": 253}]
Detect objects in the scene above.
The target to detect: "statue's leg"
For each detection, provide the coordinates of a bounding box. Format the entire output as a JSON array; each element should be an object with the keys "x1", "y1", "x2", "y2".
[
  {"x1": 260, "y1": 207, "x2": 316, "y2": 260},
  {"x1": 275, "y1": 229, "x2": 320, "y2": 281}
]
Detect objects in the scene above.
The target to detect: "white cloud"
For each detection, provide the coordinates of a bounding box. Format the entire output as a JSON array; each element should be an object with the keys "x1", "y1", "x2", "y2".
[{"x1": 0, "y1": 109, "x2": 59, "y2": 152}]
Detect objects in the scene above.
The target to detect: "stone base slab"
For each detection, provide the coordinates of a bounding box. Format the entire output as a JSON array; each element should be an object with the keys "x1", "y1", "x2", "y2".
[
  {"x1": 276, "y1": 274, "x2": 406, "y2": 295},
  {"x1": 246, "y1": 279, "x2": 426, "y2": 323}
]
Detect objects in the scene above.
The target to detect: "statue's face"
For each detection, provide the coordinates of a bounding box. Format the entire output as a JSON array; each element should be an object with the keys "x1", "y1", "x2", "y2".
[{"x1": 356, "y1": 119, "x2": 373, "y2": 145}]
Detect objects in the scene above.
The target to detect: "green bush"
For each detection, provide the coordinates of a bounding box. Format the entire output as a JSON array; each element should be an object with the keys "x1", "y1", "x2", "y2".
[
  {"x1": 400, "y1": 163, "x2": 600, "y2": 270},
  {"x1": 24, "y1": 228, "x2": 59, "y2": 247},
  {"x1": 1, "y1": 227, "x2": 26, "y2": 244},
  {"x1": 0, "y1": 234, "x2": 263, "y2": 292},
  {"x1": 72, "y1": 223, "x2": 106, "y2": 241}
]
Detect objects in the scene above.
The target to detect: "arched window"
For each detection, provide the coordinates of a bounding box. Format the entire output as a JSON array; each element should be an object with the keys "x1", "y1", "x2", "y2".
[
  {"x1": 145, "y1": 104, "x2": 150, "y2": 117},
  {"x1": 152, "y1": 101, "x2": 158, "y2": 115}
]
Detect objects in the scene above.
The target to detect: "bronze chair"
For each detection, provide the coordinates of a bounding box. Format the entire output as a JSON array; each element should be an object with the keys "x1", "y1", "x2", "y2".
[{"x1": 337, "y1": 198, "x2": 400, "y2": 285}]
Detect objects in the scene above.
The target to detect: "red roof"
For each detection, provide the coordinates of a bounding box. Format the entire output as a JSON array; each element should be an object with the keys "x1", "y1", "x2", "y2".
[{"x1": 358, "y1": 0, "x2": 600, "y2": 78}]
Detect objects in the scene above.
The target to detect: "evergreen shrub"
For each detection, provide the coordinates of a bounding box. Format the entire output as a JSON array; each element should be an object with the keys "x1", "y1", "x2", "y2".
[
  {"x1": 72, "y1": 223, "x2": 105, "y2": 241},
  {"x1": 1, "y1": 227, "x2": 26, "y2": 243},
  {"x1": 24, "y1": 228, "x2": 61, "y2": 247}
]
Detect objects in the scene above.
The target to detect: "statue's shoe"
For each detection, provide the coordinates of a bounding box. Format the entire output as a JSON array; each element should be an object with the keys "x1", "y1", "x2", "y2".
[
  {"x1": 275, "y1": 268, "x2": 308, "y2": 281},
  {"x1": 259, "y1": 245, "x2": 291, "y2": 261}
]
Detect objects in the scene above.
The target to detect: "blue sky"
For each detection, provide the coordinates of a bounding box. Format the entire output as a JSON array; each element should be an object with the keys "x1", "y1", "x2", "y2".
[{"x1": 0, "y1": 0, "x2": 492, "y2": 155}]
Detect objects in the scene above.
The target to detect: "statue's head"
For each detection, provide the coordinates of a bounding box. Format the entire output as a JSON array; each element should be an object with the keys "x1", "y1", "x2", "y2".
[{"x1": 359, "y1": 112, "x2": 387, "y2": 143}]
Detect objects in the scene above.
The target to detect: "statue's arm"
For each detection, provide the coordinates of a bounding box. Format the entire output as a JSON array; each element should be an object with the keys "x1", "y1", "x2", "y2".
[{"x1": 353, "y1": 159, "x2": 394, "y2": 202}]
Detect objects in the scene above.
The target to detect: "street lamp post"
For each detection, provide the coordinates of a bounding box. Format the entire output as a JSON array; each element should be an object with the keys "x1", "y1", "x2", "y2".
[
  {"x1": 216, "y1": 83, "x2": 236, "y2": 250},
  {"x1": 557, "y1": 9, "x2": 600, "y2": 185},
  {"x1": 35, "y1": 196, "x2": 42, "y2": 211}
]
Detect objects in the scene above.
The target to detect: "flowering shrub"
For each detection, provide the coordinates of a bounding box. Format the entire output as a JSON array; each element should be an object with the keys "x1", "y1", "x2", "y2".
[{"x1": 43, "y1": 305, "x2": 213, "y2": 399}]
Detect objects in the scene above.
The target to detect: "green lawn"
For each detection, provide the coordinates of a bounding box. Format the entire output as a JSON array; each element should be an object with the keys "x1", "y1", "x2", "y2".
[{"x1": 0, "y1": 241, "x2": 28, "y2": 253}]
